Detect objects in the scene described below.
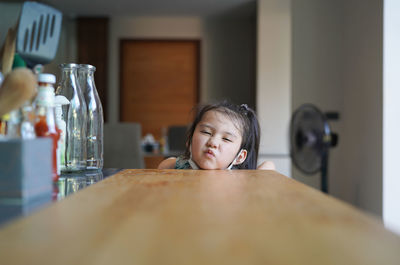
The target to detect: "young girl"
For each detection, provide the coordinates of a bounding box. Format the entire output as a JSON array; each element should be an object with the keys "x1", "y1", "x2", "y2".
[{"x1": 158, "y1": 101, "x2": 275, "y2": 170}]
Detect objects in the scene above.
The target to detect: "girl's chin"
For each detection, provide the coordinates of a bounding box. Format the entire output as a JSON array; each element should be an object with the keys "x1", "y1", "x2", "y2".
[
  {"x1": 195, "y1": 156, "x2": 229, "y2": 169},
  {"x1": 197, "y1": 162, "x2": 226, "y2": 170},
  {"x1": 198, "y1": 165, "x2": 214, "y2": 170},
  {"x1": 197, "y1": 161, "x2": 217, "y2": 170}
]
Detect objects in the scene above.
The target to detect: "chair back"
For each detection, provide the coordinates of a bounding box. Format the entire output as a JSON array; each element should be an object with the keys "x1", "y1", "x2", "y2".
[
  {"x1": 104, "y1": 122, "x2": 144, "y2": 169},
  {"x1": 167, "y1": 125, "x2": 188, "y2": 156}
]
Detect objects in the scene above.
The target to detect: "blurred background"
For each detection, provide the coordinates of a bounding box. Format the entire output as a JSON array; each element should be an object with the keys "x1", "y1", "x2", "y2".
[{"x1": 1, "y1": 0, "x2": 399, "y2": 233}]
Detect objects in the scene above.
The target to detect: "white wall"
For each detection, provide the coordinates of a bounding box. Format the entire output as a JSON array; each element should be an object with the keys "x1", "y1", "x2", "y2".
[
  {"x1": 342, "y1": 0, "x2": 383, "y2": 217},
  {"x1": 291, "y1": 0, "x2": 383, "y2": 217},
  {"x1": 291, "y1": 0, "x2": 345, "y2": 192},
  {"x1": 268, "y1": 0, "x2": 384, "y2": 219},
  {"x1": 256, "y1": 0, "x2": 291, "y2": 177},
  {"x1": 383, "y1": 0, "x2": 400, "y2": 234},
  {"x1": 203, "y1": 15, "x2": 256, "y2": 108}
]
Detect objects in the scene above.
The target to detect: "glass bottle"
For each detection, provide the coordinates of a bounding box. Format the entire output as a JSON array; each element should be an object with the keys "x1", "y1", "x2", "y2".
[
  {"x1": 34, "y1": 73, "x2": 61, "y2": 182},
  {"x1": 78, "y1": 64, "x2": 104, "y2": 170},
  {"x1": 65, "y1": 173, "x2": 87, "y2": 196},
  {"x1": 85, "y1": 170, "x2": 104, "y2": 185},
  {"x1": 56, "y1": 63, "x2": 87, "y2": 172}
]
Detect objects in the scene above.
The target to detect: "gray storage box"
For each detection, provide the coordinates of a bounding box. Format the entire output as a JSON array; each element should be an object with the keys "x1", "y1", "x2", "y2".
[
  {"x1": 0, "y1": 196, "x2": 52, "y2": 226},
  {"x1": 0, "y1": 138, "x2": 53, "y2": 201}
]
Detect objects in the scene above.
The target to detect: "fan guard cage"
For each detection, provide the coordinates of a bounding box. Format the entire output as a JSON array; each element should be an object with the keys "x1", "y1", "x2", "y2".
[{"x1": 290, "y1": 104, "x2": 332, "y2": 175}]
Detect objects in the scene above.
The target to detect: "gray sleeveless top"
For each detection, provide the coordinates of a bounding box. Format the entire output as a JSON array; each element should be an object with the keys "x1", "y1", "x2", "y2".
[{"x1": 174, "y1": 156, "x2": 192, "y2": 169}]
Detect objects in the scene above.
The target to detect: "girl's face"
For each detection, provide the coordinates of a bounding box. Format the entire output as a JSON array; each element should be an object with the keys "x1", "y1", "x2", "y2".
[{"x1": 191, "y1": 110, "x2": 246, "y2": 169}]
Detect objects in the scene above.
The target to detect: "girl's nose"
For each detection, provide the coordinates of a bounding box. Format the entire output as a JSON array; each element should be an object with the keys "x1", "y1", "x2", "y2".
[{"x1": 207, "y1": 137, "x2": 218, "y2": 148}]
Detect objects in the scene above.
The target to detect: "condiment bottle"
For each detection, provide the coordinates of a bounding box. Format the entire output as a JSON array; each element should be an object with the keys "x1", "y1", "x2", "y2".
[
  {"x1": 6, "y1": 109, "x2": 21, "y2": 138},
  {"x1": 78, "y1": 64, "x2": 103, "y2": 170},
  {"x1": 56, "y1": 63, "x2": 87, "y2": 172},
  {"x1": 34, "y1": 73, "x2": 61, "y2": 182},
  {"x1": 20, "y1": 101, "x2": 36, "y2": 139}
]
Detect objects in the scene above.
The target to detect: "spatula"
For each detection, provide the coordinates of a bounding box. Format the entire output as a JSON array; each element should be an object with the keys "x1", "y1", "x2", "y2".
[{"x1": 16, "y1": 1, "x2": 63, "y2": 68}]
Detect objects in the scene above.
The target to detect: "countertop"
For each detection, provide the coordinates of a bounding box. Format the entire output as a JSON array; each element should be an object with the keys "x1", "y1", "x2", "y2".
[{"x1": 0, "y1": 169, "x2": 399, "y2": 264}]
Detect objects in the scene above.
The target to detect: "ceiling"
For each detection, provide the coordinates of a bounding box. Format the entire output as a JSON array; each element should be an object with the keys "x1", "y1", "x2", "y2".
[{"x1": 39, "y1": 0, "x2": 256, "y2": 17}]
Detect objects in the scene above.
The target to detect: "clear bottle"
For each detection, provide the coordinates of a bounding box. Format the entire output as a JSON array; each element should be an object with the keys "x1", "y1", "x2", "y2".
[
  {"x1": 78, "y1": 64, "x2": 104, "y2": 170},
  {"x1": 34, "y1": 73, "x2": 61, "y2": 182},
  {"x1": 56, "y1": 63, "x2": 87, "y2": 172},
  {"x1": 85, "y1": 170, "x2": 104, "y2": 185}
]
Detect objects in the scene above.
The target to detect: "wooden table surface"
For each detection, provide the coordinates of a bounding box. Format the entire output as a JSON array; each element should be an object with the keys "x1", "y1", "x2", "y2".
[{"x1": 0, "y1": 169, "x2": 399, "y2": 265}]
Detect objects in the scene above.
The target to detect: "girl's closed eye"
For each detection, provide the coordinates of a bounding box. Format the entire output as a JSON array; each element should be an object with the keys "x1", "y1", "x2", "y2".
[
  {"x1": 223, "y1": 137, "x2": 233, "y2": 142},
  {"x1": 201, "y1": 130, "x2": 212, "y2": 135}
]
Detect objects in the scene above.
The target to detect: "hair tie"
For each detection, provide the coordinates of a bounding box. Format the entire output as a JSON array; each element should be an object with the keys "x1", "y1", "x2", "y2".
[{"x1": 240, "y1": 104, "x2": 249, "y2": 114}]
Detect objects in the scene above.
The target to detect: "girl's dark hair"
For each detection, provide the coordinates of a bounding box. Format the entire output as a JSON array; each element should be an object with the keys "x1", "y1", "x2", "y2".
[{"x1": 184, "y1": 100, "x2": 260, "y2": 169}]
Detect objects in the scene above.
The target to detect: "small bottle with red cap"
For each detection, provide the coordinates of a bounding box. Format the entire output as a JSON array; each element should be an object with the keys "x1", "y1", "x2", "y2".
[{"x1": 34, "y1": 73, "x2": 61, "y2": 182}]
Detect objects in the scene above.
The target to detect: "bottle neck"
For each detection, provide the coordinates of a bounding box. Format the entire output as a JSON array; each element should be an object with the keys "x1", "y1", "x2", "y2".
[
  {"x1": 36, "y1": 105, "x2": 56, "y2": 117},
  {"x1": 60, "y1": 69, "x2": 79, "y2": 90},
  {"x1": 36, "y1": 86, "x2": 55, "y2": 107},
  {"x1": 79, "y1": 70, "x2": 96, "y2": 91}
]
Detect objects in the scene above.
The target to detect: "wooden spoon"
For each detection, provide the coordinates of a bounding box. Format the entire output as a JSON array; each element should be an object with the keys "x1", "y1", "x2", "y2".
[
  {"x1": 1, "y1": 27, "x2": 17, "y2": 75},
  {"x1": 0, "y1": 68, "x2": 37, "y2": 117}
]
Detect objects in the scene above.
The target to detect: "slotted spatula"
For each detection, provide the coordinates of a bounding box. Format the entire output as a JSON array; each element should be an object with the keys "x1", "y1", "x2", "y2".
[{"x1": 16, "y1": 1, "x2": 62, "y2": 68}]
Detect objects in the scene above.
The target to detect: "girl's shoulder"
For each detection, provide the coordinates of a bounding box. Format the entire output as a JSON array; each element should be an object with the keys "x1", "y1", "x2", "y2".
[
  {"x1": 257, "y1": 161, "x2": 276, "y2": 170},
  {"x1": 157, "y1": 157, "x2": 177, "y2": 169}
]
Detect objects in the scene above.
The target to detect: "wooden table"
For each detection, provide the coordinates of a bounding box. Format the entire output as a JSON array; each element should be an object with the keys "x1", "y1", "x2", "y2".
[{"x1": 0, "y1": 169, "x2": 399, "y2": 264}]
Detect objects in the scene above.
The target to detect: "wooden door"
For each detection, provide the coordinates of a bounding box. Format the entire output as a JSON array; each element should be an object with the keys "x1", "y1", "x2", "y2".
[{"x1": 120, "y1": 40, "x2": 199, "y2": 140}]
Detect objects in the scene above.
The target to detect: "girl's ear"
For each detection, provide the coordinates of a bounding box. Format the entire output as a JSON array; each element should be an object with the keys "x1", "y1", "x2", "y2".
[{"x1": 233, "y1": 149, "x2": 248, "y2": 165}]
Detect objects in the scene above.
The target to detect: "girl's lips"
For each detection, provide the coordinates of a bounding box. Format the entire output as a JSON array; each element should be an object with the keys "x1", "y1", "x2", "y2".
[{"x1": 205, "y1": 149, "x2": 215, "y2": 157}]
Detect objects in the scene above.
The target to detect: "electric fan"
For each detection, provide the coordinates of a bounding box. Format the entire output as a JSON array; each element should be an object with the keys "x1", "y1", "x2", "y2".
[{"x1": 290, "y1": 104, "x2": 338, "y2": 193}]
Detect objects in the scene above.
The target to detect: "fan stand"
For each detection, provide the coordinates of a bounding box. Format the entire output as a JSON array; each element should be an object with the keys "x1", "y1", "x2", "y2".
[{"x1": 321, "y1": 150, "x2": 328, "y2": 193}]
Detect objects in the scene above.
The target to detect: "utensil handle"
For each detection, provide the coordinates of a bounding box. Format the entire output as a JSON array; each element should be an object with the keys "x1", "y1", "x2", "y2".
[{"x1": 1, "y1": 27, "x2": 17, "y2": 75}]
